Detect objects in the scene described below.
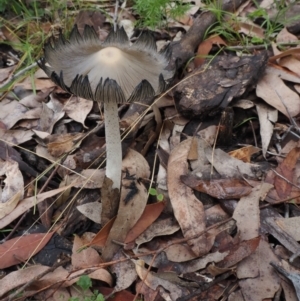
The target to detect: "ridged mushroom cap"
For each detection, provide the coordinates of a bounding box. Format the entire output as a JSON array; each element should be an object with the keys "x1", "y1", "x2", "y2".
[{"x1": 39, "y1": 25, "x2": 173, "y2": 103}]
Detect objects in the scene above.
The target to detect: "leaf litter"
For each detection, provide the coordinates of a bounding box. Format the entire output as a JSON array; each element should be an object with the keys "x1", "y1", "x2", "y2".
[{"x1": 0, "y1": 0, "x2": 300, "y2": 300}]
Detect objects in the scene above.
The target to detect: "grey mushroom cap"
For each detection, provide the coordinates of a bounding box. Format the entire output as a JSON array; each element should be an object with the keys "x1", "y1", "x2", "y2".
[{"x1": 38, "y1": 25, "x2": 174, "y2": 103}]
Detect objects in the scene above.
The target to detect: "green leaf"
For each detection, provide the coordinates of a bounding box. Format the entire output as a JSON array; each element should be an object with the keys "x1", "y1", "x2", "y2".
[
  {"x1": 149, "y1": 188, "x2": 158, "y2": 196},
  {"x1": 95, "y1": 294, "x2": 105, "y2": 301},
  {"x1": 76, "y1": 275, "x2": 92, "y2": 291},
  {"x1": 157, "y1": 194, "x2": 164, "y2": 201}
]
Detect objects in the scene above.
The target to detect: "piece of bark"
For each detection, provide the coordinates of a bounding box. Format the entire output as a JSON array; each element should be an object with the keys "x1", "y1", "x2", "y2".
[
  {"x1": 168, "y1": 0, "x2": 248, "y2": 71},
  {"x1": 174, "y1": 52, "x2": 268, "y2": 119}
]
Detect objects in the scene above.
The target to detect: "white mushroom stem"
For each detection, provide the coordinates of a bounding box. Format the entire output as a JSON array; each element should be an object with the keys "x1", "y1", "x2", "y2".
[{"x1": 104, "y1": 100, "x2": 122, "y2": 190}]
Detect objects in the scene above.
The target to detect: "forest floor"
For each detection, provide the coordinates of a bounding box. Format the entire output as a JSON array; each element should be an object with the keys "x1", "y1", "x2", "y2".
[{"x1": 0, "y1": 0, "x2": 300, "y2": 300}]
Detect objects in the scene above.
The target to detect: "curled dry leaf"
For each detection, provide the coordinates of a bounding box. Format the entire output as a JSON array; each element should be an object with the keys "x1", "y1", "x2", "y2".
[
  {"x1": 0, "y1": 184, "x2": 74, "y2": 228},
  {"x1": 237, "y1": 21, "x2": 265, "y2": 39},
  {"x1": 228, "y1": 145, "x2": 261, "y2": 163},
  {"x1": 257, "y1": 102, "x2": 278, "y2": 157},
  {"x1": 194, "y1": 35, "x2": 227, "y2": 67},
  {"x1": 168, "y1": 138, "x2": 212, "y2": 256},
  {"x1": 256, "y1": 72, "x2": 300, "y2": 117},
  {"x1": 62, "y1": 96, "x2": 93, "y2": 128},
  {"x1": 135, "y1": 216, "x2": 180, "y2": 247},
  {"x1": 134, "y1": 259, "x2": 187, "y2": 301},
  {"x1": 72, "y1": 235, "x2": 102, "y2": 269},
  {"x1": 265, "y1": 64, "x2": 300, "y2": 84},
  {"x1": 180, "y1": 175, "x2": 254, "y2": 199},
  {"x1": 279, "y1": 56, "x2": 300, "y2": 77},
  {"x1": 38, "y1": 102, "x2": 64, "y2": 133},
  {"x1": 71, "y1": 235, "x2": 112, "y2": 286},
  {"x1": 0, "y1": 159, "x2": 24, "y2": 219}
]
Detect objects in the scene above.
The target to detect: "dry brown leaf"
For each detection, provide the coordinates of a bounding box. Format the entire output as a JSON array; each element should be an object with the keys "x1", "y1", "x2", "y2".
[
  {"x1": 237, "y1": 21, "x2": 265, "y2": 39},
  {"x1": 89, "y1": 217, "x2": 116, "y2": 248},
  {"x1": 99, "y1": 287, "x2": 136, "y2": 301},
  {"x1": 265, "y1": 63, "x2": 300, "y2": 83},
  {"x1": 279, "y1": 56, "x2": 300, "y2": 77},
  {"x1": 228, "y1": 145, "x2": 261, "y2": 163},
  {"x1": 238, "y1": 240, "x2": 281, "y2": 301},
  {"x1": 217, "y1": 236, "x2": 261, "y2": 269},
  {"x1": 72, "y1": 235, "x2": 102, "y2": 269},
  {"x1": 122, "y1": 148, "x2": 151, "y2": 179},
  {"x1": 168, "y1": 138, "x2": 211, "y2": 256},
  {"x1": 65, "y1": 97, "x2": 93, "y2": 127},
  {"x1": 16, "y1": 78, "x2": 56, "y2": 90},
  {"x1": 40, "y1": 288, "x2": 71, "y2": 301},
  {"x1": 256, "y1": 102, "x2": 278, "y2": 157},
  {"x1": 0, "y1": 66, "x2": 15, "y2": 85},
  {"x1": 110, "y1": 251, "x2": 137, "y2": 293},
  {"x1": 68, "y1": 169, "x2": 106, "y2": 189},
  {"x1": 204, "y1": 147, "x2": 257, "y2": 178},
  {"x1": 35, "y1": 144, "x2": 58, "y2": 163},
  {"x1": 77, "y1": 202, "x2": 102, "y2": 224},
  {"x1": 257, "y1": 72, "x2": 300, "y2": 117},
  {"x1": 0, "y1": 129, "x2": 34, "y2": 145},
  {"x1": 269, "y1": 48, "x2": 300, "y2": 63},
  {"x1": 46, "y1": 132, "x2": 85, "y2": 157},
  {"x1": 181, "y1": 175, "x2": 254, "y2": 199},
  {"x1": 0, "y1": 159, "x2": 24, "y2": 218},
  {"x1": 195, "y1": 35, "x2": 227, "y2": 67},
  {"x1": 274, "y1": 147, "x2": 300, "y2": 199},
  {"x1": 0, "y1": 265, "x2": 50, "y2": 297},
  {"x1": 0, "y1": 184, "x2": 74, "y2": 228},
  {"x1": 134, "y1": 259, "x2": 187, "y2": 300},
  {"x1": 228, "y1": 290, "x2": 245, "y2": 301},
  {"x1": 165, "y1": 243, "x2": 197, "y2": 262},
  {"x1": 38, "y1": 102, "x2": 64, "y2": 133},
  {"x1": 0, "y1": 191, "x2": 22, "y2": 220},
  {"x1": 135, "y1": 216, "x2": 180, "y2": 247},
  {"x1": 71, "y1": 235, "x2": 113, "y2": 286},
  {"x1": 0, "y1": 232, "x2": 54, "y2": 269},
  {"x1": 0, "y1": 99, "x2": 27, "y2": 129},
  {"x1": 233, "y1": 183, "x2": 273, "y2": 240},
  {"x1": 124, "y1": 201, "x2": 165, "y2": 244},
  {"x1": 276, "y1": 27, "x2": 298, "y2": 44},
  {"x1": 182, "y1": 250, "x2": 229, "y2": 274},
  {"x1": 275, "y1": 216, "x2": 300, "y2": 241},
  {"x1": 102, "y1": 176, "x2": 148, "y2": 260}
]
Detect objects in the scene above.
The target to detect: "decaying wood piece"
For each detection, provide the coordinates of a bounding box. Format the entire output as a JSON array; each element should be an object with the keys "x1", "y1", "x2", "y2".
[
  {"x1": 168, "y1": 0, "x2": 249, "y2": 71},
  {"x1": 174, "y1": 52, "x2": 269, "y2": 119}
]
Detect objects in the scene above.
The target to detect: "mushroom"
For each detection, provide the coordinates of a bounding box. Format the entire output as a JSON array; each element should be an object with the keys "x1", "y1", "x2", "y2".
[{"x1": 38, "y1": 25, "x2": 173, "y2": 191}]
